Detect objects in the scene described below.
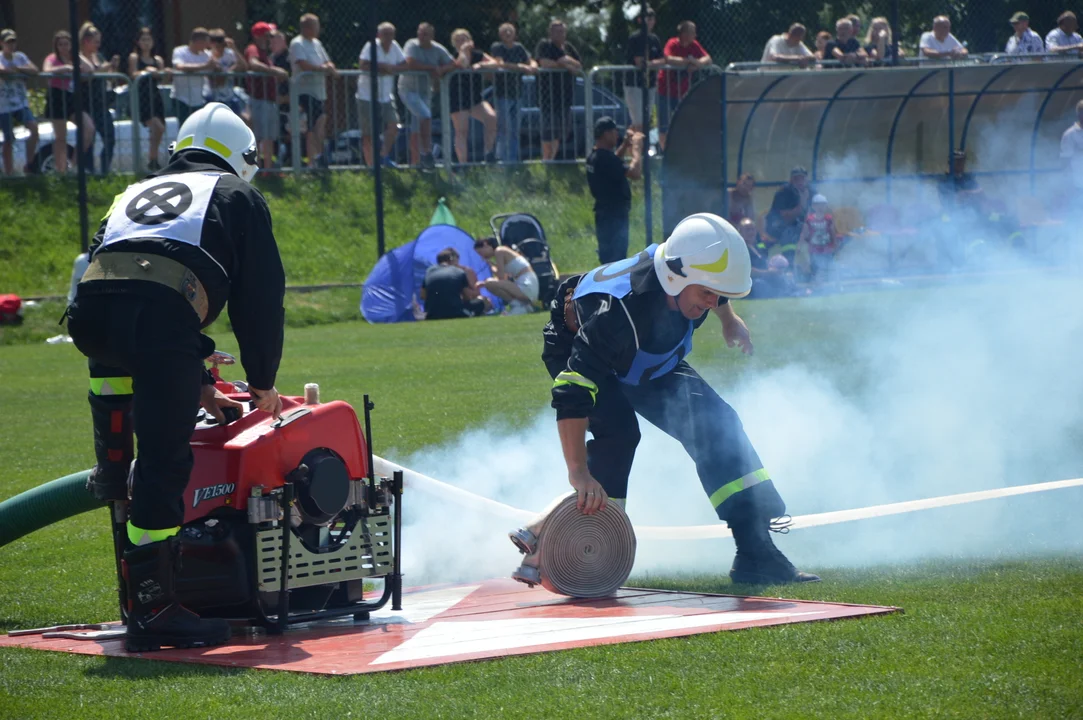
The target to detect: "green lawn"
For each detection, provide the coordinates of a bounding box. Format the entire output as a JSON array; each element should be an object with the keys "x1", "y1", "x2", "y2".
[
  {"x1": 0, "y1": 165, "x2": 665, "y2": 297},
  {"x1": 1, "y1": 284, "x2": 1082, "y2": 718}
]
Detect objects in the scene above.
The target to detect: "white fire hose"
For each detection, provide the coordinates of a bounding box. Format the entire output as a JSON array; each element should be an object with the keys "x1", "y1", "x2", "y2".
[
  {"x1": 371, "y1": 455, "x2": 1083, "y2": 595},
  {"x1": 508, "y1": 492, "x2": 637, "y2": 598}
]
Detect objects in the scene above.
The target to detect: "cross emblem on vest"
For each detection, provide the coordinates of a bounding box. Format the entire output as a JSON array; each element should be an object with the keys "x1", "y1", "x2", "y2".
[{"x1": 125, "y1": 182, "x2": 195, "y2": 226}]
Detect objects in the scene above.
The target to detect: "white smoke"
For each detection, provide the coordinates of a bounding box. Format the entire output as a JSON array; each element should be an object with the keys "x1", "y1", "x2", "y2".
[
  {"x1": 390, "y1": 274, "x2": 1083, "y2": 586},
  {"x1": 389, "y1": 91, "x2": 1083, "y2": 586}
]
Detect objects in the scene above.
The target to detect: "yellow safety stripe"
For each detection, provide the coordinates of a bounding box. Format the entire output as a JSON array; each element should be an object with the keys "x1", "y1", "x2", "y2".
[
  {"x1": 553, "y1": 371, "x2": 598, "y2": 404},
  {"x1": 90, "y1": 376, "x2": 133, "y2": 396},
  {"x1": 100, "y1": 192, "x2": 124, "y2": 222},
  {"x1": 175, "y1": 135, "x2": 194, "y2": 151},
  {"x1": 126, "y1": 522, "x2": 180, "y2": 546},
  {"x1": 203, "y1": 137, "x2": 233, "y2": 158},
  {"x1": 709, "y1": 468, "x2": 771, "y2": 509}
]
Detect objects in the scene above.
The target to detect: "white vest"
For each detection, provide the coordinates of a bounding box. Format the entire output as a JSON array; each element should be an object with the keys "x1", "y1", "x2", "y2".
[{"x1": 100, "y1": 172, "x2": 227, "y2": 274}]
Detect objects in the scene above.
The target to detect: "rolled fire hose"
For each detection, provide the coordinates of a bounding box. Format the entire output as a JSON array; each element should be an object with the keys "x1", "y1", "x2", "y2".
[{"x1": 509, "y1": 492, "x2": 637, "y2": 598}]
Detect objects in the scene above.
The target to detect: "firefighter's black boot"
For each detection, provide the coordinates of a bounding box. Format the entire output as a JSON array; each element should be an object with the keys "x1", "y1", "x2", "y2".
[
  {"x1": 123, "y1": 539, "x2": 231, "y2": 652},
  {"x1": 729, "y1": 518, "x2": 820, "y2": 585},
  {"x1": 86, "y1": 391, "x2": 133, "y2": 502}
]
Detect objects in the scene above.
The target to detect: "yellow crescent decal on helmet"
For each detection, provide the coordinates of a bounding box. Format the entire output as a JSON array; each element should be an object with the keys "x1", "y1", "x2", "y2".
[{"x1": 690, "y1": 248, "x2": 729, "y2": 273}]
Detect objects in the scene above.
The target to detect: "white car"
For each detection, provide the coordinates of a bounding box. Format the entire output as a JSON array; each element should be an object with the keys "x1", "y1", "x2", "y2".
[
  {"x1": 2, "y1": 111, "x2": 179, "y2": 175},
  {"x1": 1, "y1": 83, "x2": 251, "y2": 175}
]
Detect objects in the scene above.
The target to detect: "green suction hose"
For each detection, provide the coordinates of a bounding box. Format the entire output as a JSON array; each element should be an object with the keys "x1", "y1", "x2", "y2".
[{"x1": 0, "y1": 470, "x2": 103, "y2": 548}]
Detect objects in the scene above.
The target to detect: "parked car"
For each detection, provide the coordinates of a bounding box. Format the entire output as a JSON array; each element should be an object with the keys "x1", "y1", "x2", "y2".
[
  {"x1": 4, "y1": 110, "x2": 179, "y2": 175},
  {"x1": 0, "y1": 82, "x2": 260, "y2": 175}
]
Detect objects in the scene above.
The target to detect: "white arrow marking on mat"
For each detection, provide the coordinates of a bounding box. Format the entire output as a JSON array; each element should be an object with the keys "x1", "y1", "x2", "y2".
[
  {"x1": 371, "y1": 611, "x2": 823, "y2": 665},
  {"x1": 368, "y1": 585, "x2": 481, "y2": 625}
]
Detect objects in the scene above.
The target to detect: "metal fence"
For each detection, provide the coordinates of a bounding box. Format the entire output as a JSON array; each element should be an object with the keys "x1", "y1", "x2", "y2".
[{"x1": 5, "y1": 53, "x2": 1081, "y2": 180}]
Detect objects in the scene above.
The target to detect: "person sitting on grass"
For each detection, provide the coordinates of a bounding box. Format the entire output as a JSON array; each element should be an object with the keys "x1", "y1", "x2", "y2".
[
  {"x1": 473, "y1": 235, "x2": 538, "y2": 314},
  {"x1": 421, "y1": 248, "x2": 489, "y2": 320}
]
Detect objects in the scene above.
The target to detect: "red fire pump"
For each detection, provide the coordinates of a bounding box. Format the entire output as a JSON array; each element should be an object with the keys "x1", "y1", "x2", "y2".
[{"x1": 104, "y1": 353, "x2": 403, "y2": 631}]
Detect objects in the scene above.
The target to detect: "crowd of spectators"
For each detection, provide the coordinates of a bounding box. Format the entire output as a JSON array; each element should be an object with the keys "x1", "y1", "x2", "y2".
[
  {"x1": 760, "y1": 9, "x2": 1083, "y2": 68},
  {"x1": 0, "y1": 16, "x2": 321, "y2": 175},
  {"x1": 0, "y1": 9, "x2": 719, "y2": 174},
  {"x1": 0, "y1": 7, "x2": 1082, "y2": 177}
]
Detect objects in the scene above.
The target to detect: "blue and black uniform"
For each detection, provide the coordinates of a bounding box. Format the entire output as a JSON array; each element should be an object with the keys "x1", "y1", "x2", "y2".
[{"x1": 541, "y1": 245, "x2": 786, "y2": 524}]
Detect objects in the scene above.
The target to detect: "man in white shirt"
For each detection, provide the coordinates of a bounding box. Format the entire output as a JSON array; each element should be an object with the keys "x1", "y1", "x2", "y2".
[
  {"x1": 761, "y1": 23, "x2": 812, "y2": 67},
  {"x1": 1045, "y1": 12, "x2": 1083, "y2": 56},
  {"x1": 358, "y1": 22, "x2": 405, "y2": 168},
  {"x1": 919, "y1": 16, "x2": 968, "y2": 59},
  {"x1": 289, "y1": 13, "x2": 336, "y2": 168},
  {"x1": 1005, "y1": 12, "x2": 1045, "y2": 55},
  {"x1": 171, "y1": 27, "x2": 215, "y2": 123},
  {"x1": 1061, "y1": 100, "x2": 1083, "y2": 191}
]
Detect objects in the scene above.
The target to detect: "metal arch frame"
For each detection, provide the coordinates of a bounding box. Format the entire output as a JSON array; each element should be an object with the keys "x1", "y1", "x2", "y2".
[
  {"x1": 810, "y1": 73, "x2": 866, "y2": 181},
  {"x1": 959, "y1": 66, "x2": 1017, "y2": 152},
  {"x1": 1029, "y1": 65, "x2": 1083, "y2": 192},
  {"x1": 884, "y1": 69, "x2": 941, "y2": 202},
  {"x1": 735, "y1": 74, "x2": 791, "y2": 179}
]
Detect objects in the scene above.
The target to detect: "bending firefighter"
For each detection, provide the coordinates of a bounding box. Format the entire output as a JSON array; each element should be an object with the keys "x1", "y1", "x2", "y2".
[
  {"x1": 542, "y1": 213, "x2": 818, "y2": 585},
  {"x1": 66, "y1": 102, "x2": 286, "y2": 651}
]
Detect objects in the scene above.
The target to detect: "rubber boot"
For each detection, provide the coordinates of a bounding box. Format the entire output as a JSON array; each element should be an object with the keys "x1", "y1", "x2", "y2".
[
  {"x1": 123, "y1": 539, "x2": 231, "y2": 652},
  {"x1": 729, "y1": 519, "x2": 820, "y2": 585},
  {"x1": 86, "y1": 391, "x2": 133, "y2": 502}
]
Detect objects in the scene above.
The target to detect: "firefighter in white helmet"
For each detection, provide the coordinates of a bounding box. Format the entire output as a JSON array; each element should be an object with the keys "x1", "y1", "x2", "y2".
[
  {"x1": 66, "y1": 102, "x2": 286, "y2": 651},
  {"x1": 542, "y1": 213, "x2": 819, "y2": 585}
]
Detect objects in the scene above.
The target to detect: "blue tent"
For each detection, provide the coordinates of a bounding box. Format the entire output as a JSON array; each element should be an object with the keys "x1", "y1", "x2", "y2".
[{"x1": 360, "y1": 225, "x2": 503, "y2": 323}]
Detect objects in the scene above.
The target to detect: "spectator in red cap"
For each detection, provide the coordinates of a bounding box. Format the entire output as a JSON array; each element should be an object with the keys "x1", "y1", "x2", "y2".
[{"x1": 245, "y1": 21, "x2": 288, "y2": 169}]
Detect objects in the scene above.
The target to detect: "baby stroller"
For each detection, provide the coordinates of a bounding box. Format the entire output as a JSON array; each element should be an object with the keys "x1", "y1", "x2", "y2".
[{"x1": 489, "y1": 212, "x2": 560, "y2": 306}]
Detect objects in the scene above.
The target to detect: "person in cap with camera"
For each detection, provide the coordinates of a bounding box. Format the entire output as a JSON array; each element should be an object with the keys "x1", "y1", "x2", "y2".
[
  {"x1": 66, "y1": 102, "x2": 285, "y2": 651},
  {"x1": 542, "y1": 213, "x2": 819, "y2": 585},
  {"x1": 586, "y1": 116, "x2": 643, "y2": 264}
]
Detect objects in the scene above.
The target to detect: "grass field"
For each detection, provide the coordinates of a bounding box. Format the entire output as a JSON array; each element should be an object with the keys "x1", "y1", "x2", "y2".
[
  {"x1": 0, "y1": 165, "x2": 664, "y2": 297},
  {"x1": 2, "y1": 280, "x2": 1082, "y2": 719}
]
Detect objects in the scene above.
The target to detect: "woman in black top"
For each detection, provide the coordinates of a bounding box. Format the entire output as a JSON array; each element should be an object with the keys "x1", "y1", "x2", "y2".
[
  {"x1": 448, "y1": 28, "x2": 498, "y2": 164},
  {"x1": 128, "y1": 27, "x2": 167, "y2": 170},
  {"x1": 42, "y1": 30, "x2": 96, "y2": 174},
  {"x1": 78, "y1": 22, "x2": 118, "y2": 174}
]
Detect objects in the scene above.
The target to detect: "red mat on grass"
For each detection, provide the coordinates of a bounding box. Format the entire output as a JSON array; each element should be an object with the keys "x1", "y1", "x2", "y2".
[{"x1": 0, "y1": 579, "x2": 899, "y2": 675}]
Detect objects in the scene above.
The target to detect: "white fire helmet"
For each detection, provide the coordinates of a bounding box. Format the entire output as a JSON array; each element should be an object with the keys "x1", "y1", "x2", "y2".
[
  {"x1": 172, "y1": 102, "x2": 259, "y2": 183},
  {"x1": 653, "y1": 213, "x2": 752, "y2": 298}
]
